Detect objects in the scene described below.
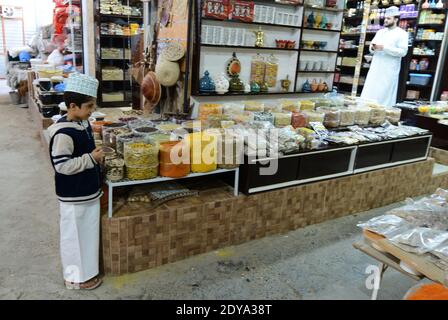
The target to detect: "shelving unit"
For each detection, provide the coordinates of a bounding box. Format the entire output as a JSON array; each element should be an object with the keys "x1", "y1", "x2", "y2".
[
  {"x1": 404, "y1": 6, "x2": 447, "y2": 101},
  {"x1": 192, "y1": 0, "x2": 345, "y2": 96},
  {"x1": 336, "y1": 0, "x2": 421, "y2": 98},
  {"x1": 94, "y1": 0, "x2": 144, "y2": 107}
]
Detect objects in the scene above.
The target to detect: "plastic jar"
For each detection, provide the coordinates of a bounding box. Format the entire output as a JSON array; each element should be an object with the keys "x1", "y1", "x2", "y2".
[
  {"x1": 124, "y1": 142, "x2": 159, "y2": 167},
  {"x1": 102, "y1": 127, "x2": 131, "y2": 149},
  {"x1": 116, "y1": 132, "x2": 145, "y2": 156},
  {"x1": 105, "y1": 157, "x2": 125, "y2": 182},
  {"x1": 339, "y1": 108, "x2": 356, "y2": 127}
]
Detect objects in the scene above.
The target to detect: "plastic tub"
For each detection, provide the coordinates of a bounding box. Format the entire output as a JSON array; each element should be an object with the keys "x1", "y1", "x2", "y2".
[{"x1": 409, "y1": 73, "x2": 432, "y2": 86}]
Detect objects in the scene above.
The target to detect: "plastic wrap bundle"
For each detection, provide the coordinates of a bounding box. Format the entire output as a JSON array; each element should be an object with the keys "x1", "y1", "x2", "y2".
[
  {"x1": 300, "y1": 100, "x2": 315, "y2": 111},
  {"x1": 159, "y1": 141, "x2": 190, "y2": 178},
  {"x1": 186, "y1": 131, "x2": 217, "y2": 173},
  {"x1": 231, "y1": 111, "x2": 255, "y2": 124},
  {"x1": 253, "y1": 112, "x2": 274, "y2": 124},
  {"x1": 313, "y1": 99, "x2": 332, "y2": 109},
  {"x1": 317, "y1": 107, "x2": 341, "y2": 128},
  {"x1": 198, "y1": 103, "x2": 223, "y2": 120},
  {"x1": 291, "y1": 112, "x2": 308, "y2": 129},
  {"x1": 244, "y1": 101, "x2": 264, "y2": 112},
  {"x1": 273, "y1": 112, "x2": 292, "y2": 128},
  {"x1": 353, "y1": 107, "x2": 371, "y2": 126},
  {"x1": 386, "y1": 107, "x2": 402, "y2": 124},
  {"x1": 264, "y1": 104, "x2": 282, "y2": 113},
  {"x1": 102, "y1": 125, "x2": 131, "y2": 149},
  {"x1": 339, "y1": 108, "x2": 356, "y2": 127},
  {"x1": 124, "y1": 142, "x2": 159, "y2": 180},
  {"x1": 303, "y1": 110, "x2": 325, "y2": 126},
  {"x1": 217, "y1": 131, "x2": 243, "y2": 169},
  {"x1": 207, "y1": 114, "x2": 231, "y2": 129},
  {"x1": 369, "y1": 106, "x2": 386, "y2": 126},
  {"x1": 116, "y1": 132, "x2": 145, "y2": 156},
  {"x1": 223, "y1": 103, "x2": 245, "y2": 115},
  {"x1": 281, "y1": 100, "x2": 301, "y2": 113},
  {"x1": 272, "y1": 126, "x2": 305, "y2": 154}
]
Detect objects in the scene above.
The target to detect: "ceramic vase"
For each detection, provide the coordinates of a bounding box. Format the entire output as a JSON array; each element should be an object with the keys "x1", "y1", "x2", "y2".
[{"x1": 214, "y1": 73, "x2": 229, "y2": 94}]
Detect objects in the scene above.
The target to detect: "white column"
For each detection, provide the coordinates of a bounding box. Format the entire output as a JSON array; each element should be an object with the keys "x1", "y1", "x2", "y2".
[{"x1": 82, "y1": 0, "x2": 96, "y2": 77}]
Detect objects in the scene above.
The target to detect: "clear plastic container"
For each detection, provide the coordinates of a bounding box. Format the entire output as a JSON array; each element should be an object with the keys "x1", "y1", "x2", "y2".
[
  {"x1": 353, "y1": 107, "x2": 371, "y2": 126},
  {"x1": 105, "y1": 157, "x2": 125, "y2": 182},
  {"x1": 317, "y1": 107, "x2": 341, "y2": 128},
  {"x1": 409, "y1": 73, "x2": 432, "y2": 86},
  {"x1": 303, "y1": 110, "x2": 325, "y2": 125},
  {"x1": 124, "y1": 142, "x2": 159, "y2": 167},
  {"x1": 386, "y1": 107, "x2": 402, "y2": 124},
  {"x1": 102, "y1": 127, "x2": 131, "y2": 149},
  {"x1": 339, "y1": 108, "x2": 356, "y2": 127},
  {"x1": 116, "y1": 133, "x2": 145, "y2": 156},
  {"x1": 126, "y1": 164, "x2": 158, "y2": 180},
  {"x1": 253, "y1": 112, "x2": 274, "y2": 124},
  {"x1": 291, "y1": 112, "x2": 308, "y2": 128},
  {"x1": 369, "y1": 106, "x2": 387, "y2": 126},
  {"x1": 273, "y1": 112, "x2": 292, "y2": 127}
]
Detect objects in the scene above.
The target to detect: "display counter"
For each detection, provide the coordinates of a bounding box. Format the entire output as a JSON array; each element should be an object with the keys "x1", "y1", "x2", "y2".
[{"x1": 239, "y1": 133, "x2": 432, "y2": 194}]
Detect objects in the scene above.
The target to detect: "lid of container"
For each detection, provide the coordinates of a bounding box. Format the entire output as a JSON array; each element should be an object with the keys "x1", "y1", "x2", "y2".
[{"x1": 409, "y1": 73, "x2": 432, "y2": 77}]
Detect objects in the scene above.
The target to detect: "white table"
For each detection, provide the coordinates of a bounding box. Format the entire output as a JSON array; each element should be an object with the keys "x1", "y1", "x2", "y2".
[{"x1": 105, "y1": 167, "x2": 240, "y2": 218}]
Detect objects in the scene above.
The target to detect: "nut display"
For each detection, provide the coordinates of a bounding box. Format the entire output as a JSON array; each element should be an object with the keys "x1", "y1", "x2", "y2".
[
  {"x1": 124, "y1": 142, "x2": 159, "y2": 167},
  {"x1": 126, "y1": 165, "x2": 158, "y2": 180},
  {"x1": 105, "y1": 157, "x2": 125, "y2": 182},
  {"x1": 116, "y1": 133, "x2": 145, "y2": 156},
  {"x1": 102, "y1": 127, "x2": 131, "y2": 149}
]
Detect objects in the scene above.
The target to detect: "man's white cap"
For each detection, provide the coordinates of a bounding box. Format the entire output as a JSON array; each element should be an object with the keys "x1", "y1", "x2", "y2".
[
  {"x1": 65, "y1": 73, "x2": 99, "y2": 98},
  {"x1": 385, "y1": 6, "x2": 400, "y2": 18}
]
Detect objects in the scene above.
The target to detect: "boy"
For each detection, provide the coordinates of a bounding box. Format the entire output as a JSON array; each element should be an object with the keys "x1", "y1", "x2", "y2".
[{"x1": 48, "y1": 73, "x2": 104, "y2": 290}]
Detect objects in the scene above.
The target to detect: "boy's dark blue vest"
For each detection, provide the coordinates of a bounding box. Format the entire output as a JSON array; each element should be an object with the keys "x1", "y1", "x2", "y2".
[{"x1": 49, "y1": 121, "x2": 101, "y2": 202}]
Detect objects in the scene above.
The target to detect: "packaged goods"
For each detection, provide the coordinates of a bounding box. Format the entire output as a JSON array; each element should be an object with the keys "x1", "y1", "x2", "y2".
[
  {"x1": 386, "y1": 107, "x2": 402, "y2": 124},
  {"x1": 198, "y1": 103, "x2": 223, "y2": 120},
  {"x1": 300, "y1": 100, "x2": 315, "y2": 111},
  {"x1": 281, "y1": 100, "x2": 301, "y2": 113},
  {"x1": 317, "y1": 107, "x2": 340, "y2": 128},
  {"x1": 339, "y1": 108, "x2": 356, "y2": 127},
  {"x1": 369, "y1": 105, "x2": 386, "y2": 126},
  {"x1": 291, "y1": 112, "x2": 307, "y2": 128},
  {"x1": 303, "y1": 110, "x2": 325, "y2": 125},
  {"x1": 253, "y1": 111, "x2": 274, "y2": 124},
  {"x1": 223, "y1": 103, "x2": 245, "y2": 115},
  {"x1": 244, "y1": 101, "x2": 264, "y2": 112},
  {"x1": 273, "y1": 112, "x2": 292, "y2": 127},
  {"x1": 353, "y1": 107, "x2": 371, "y2": 125}
]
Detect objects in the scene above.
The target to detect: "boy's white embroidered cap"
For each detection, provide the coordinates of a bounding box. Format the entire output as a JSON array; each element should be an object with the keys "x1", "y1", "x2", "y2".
[{"x1": 65, "y1": 73, "x2": 99, "y2": 98}]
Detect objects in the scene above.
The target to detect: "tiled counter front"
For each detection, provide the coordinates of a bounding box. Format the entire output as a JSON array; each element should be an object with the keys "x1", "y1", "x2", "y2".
[{"x1": 102, "y1": 158, "x2": 436, "y2": 276}]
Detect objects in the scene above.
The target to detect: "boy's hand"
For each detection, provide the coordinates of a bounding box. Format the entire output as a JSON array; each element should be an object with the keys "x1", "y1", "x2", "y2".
[{"x1": 91, "y1": 147, "x2": 105, "y2": 164}]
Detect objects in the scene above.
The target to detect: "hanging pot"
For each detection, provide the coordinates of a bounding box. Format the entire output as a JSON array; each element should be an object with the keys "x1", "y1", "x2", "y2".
[{"x1": 155, "y1": 58, "x2": 180, "y2": 87}]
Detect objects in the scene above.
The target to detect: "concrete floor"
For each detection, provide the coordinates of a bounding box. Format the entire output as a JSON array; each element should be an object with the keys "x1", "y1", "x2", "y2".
[{"x1": 0, "y1": 83, "x2": 426, "y2": 300}]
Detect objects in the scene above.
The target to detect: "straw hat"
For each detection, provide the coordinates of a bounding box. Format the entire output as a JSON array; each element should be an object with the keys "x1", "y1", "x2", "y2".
[{"x1": 155, "y1": 58, "x2": 180, "y2": 87}]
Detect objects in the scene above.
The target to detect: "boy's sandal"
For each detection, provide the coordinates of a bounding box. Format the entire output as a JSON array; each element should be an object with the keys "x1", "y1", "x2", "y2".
[{"x1": 65, "y1": 276, "x2": 103, "y2": 290}]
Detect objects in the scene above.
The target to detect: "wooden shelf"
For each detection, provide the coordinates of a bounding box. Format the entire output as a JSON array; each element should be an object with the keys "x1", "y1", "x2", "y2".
[
  {"x1": 201, "y1": 17, "x2": 301, "y2": 29},
  {"x1": 408, "y1": 69, "x2": 435, "y2": 74},
  {"x1": 100, "y1": 34, "x2": 140, "y2": 38},
  {"x1": 304, "y1": 5, "x2": 344, "y2": 12},
  {"x1": 302, "y1": 27, "x2": 340, "y2": 33},
  {"x1": 414, "y1": 39, "x2": 443, "y2": 42},
  {"x1": 406, "y1": 83, "x2": 433, "y2": 88},
  {"x1": 417, "y1": 23, "x2": 445, "y2": 28},
  {"x1": 100, "y1": 14, "x2": 143, "y2": 20},
  {"x1": 300, "y1": 48, "x2": 338, "y2": 53},
  {"x1": 201, "y1": 44, "x2": 299, "y2": 52},
  {"x1": 194, "y1": 91, "x2": 306, "y2": 97},
  {"x1": 412, "y1": 54, "x2": 436, "y2": 58},
  {"x1": 297, "y1": 70, "x2": 336, "y2": 73}
]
